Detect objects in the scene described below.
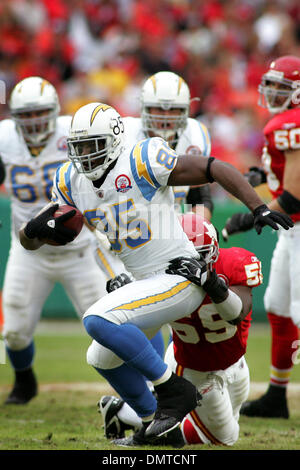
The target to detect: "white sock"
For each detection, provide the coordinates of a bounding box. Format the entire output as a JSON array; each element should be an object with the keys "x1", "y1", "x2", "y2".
[
  {"x1": 152, "y1": 366, "x2": 172, "y2": 386},
  {"x1": 118, "y1": 402, "x2": 143, "y2": 429}
]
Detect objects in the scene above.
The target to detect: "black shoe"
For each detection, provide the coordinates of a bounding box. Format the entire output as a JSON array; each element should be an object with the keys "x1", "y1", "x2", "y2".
[
  {"x1": 240, "y1": 386, "x2": 289, "y2": 419},
  {"x1": 98, "y1": 395, "x2": 135, "y2": 439},
  {"x1": 145, "y1": 373, "x2": 201, "y2": 440},
  {"x1": 5, "y1": 368, "x2": 38, "y2": 405},
  {"x1": 113, "y1": 422, "x2": 185, "y2": 448},
  {"x1": 112, "y1": 422, "x2": 149, "y2": 447}
]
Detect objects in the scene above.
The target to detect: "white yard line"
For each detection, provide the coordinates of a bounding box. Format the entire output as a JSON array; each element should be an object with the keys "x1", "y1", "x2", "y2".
[{"x1": 1, "y1": 381, "x2": 296, "y2": 395}]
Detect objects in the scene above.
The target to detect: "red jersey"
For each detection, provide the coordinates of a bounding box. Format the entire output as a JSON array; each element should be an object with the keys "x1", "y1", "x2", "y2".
[
  {"x1": 171, "y1": 247, "x2": 263, "y2": 372},
  {"x1": 262, "y1": 107, "x2": 300, "y2": 223}
]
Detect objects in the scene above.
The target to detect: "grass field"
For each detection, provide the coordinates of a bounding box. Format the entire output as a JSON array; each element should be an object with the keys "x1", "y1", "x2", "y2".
[{"x1": 0, "y1": 320, "x2": 300, "y2": 452}]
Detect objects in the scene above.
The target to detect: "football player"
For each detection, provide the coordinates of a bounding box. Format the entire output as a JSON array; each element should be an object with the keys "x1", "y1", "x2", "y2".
[
  {"x1": 99, "y1": 214, "x2": 262, "y2": 447},
  {"x1": 126, "y1": 71, "x2": 213, "y2": 218},
  {"x1": 95, "y1": 71, "x2": 213, "y2": 277},
  {"x1": 19, "y1": 102, "x2": 292, "y2": 440},
  {"x1": 222, "y1": 55, "x2": 300, "y2": 419},
  {"x1": 0, "y1": 77, "x2": 108, "y2": 405}
]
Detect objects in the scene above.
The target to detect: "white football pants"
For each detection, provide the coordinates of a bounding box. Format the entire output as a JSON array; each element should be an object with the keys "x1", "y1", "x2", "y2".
[
  {"x1": 165, "y1": 343, "x2": 250, "y2": 446},
  {"x1": 2, "y1": 239, "x2": 107, "y2": 350},
  {"x1": 264, "y1": 222, "x2": 300, "y2": 327}
]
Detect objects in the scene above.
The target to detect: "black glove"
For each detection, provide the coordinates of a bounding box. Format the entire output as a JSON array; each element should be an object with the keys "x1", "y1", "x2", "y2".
[
  {"x1": 222, "y1": 204, "x2": 294, "y2": 240},
  {"x1": 244, "y1": 166, "x2": 267, "y2": 187},
  {"x1": 24, "y1": 203, "x2": 77, "y2": 245},
  {"x1": 222, "y1": 212, "x2": 254, "y2": 241},
  {"x1": 106, "y1": 273, "x2": 132, "y2": 293},
  {"x1": 253, "y1": 204, "x2": 294, "y2": 235},
  {"x1": 166, "y1": 256, "x2": 209, "y2": 286}
]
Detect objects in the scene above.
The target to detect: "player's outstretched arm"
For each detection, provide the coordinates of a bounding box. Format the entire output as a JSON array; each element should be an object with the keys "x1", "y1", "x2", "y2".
[
  {"x1": 168, "y1": 155, "x2": 293, "y2": 234},
  {"x1": 19, "y1": 203, "x2": 77, "y2": 250}
]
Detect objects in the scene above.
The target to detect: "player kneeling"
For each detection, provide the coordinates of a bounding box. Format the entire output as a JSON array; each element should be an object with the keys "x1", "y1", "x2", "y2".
[{"x1": 99, "y1": 214, "x2": 262, "y2": 447}]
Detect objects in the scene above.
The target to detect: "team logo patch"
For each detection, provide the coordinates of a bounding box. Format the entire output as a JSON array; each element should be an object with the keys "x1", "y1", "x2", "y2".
[
  {"x1": 57, "y1": 136, "x2": 68, "y2": 151},
  {"x1": 115, "y1": 174, "x2": 132, "y2": 193},
  {"x1": 186, "y1": 145, "x2": 202, "y2": 156}
]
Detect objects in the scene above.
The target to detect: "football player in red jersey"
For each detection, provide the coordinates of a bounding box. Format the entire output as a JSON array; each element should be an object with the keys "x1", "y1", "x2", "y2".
[
  {"x1": 99, "y1": 214, "x2": 262, "y2": 447},
  {"x1": 222, "y1": 55, "x2": 300, "y2": 419}
]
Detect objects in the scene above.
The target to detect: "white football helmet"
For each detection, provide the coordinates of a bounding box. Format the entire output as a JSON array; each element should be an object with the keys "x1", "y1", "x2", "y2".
[
  {"x1": 141, "y1": 71, "x2": 190, "y2": 146},
  {"x1": 67, "y1": 103, "x2": 125, "y2": 181},
  {"x1": 9, "y1": 76, "x2": 60, "y2": 147}
]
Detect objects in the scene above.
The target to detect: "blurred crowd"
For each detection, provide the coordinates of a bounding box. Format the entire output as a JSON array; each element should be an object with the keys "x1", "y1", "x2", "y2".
[{"x1": 1, "y1": 0, "x2": 300, "y2": 182}]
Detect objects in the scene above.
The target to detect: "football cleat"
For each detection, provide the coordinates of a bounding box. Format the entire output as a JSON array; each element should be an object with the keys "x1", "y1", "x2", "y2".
[
  {"x1": 98, "y1": 395, "x2": 135, "y2": 439},
  {"x1": 240, "y1": 393, "x2": 289, "y2": 419},
  {"x1": 112, "y1": 422, "x2": 185, "y2": 448},
  {"x1": 4, "y1": 368, "x2": 38, "y2": 405},
  {"x1": 145, "y1": 372, "x2": 201, "y2": 441}
]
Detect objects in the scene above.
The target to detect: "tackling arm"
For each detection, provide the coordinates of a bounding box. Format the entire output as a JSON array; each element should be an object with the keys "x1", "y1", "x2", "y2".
[{"x1": 222, "y1": 148, "x2": 300, "y2": 240}]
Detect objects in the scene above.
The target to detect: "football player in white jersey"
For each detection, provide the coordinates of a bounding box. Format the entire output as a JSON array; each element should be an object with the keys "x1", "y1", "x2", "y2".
[
  {"x1": 126, "y1": 71, "x2": 213, "y2": 218},
  {"x1": 0, "y1": 77, "x2": 107, "y2": 405},
  {"x1": 95, "y1": 71, "x2": 213, "y2": 278},
  {"x1": 19, "y1": 102, "x2": 293, "y2": 441}
]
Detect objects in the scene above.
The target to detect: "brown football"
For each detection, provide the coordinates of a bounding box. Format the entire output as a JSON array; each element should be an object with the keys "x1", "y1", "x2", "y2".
[{"x1": 41, "y1": 204, "x2": 84, "y2": 246}]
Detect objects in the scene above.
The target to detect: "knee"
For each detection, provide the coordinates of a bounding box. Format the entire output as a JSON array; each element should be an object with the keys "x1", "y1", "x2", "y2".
[
  {"x1": 86, "y1": 341, "x2": 123, "y2": 369},
  {"x1": 83, "y1": 315, "x2": 103, "y2": 338},
  {"x1": 3, "y1": 331, "x2": 31, "y2": 351}
]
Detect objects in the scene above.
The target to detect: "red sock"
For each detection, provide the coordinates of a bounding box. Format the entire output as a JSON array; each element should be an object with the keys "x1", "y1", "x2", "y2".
[
  {"x1": 182, "y1": 417, "x2": 203, "y2": 444},
  {"x1": 268, "y1": 312, "x2": 299, "y2": 387}
]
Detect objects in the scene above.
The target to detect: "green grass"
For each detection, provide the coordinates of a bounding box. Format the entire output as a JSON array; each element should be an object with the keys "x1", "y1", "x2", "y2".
[{"x1": 0, "y1": 320, "x2": 300, "y2": 451}]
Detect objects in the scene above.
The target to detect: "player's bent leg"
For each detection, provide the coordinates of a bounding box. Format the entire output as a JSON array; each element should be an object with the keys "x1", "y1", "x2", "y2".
[
  {"x1": 3, "y1": 337, "x2": 37, "y2": 405},
  {"x1": 83, "y1": 276, "x2": 204, "y2": 439},
  {"x1": 240, "y1": 313, "x2": 295, "y2": 419},
  {"x1": 84, "y1": 316, "x2": 200, "y2": 440},
  {"x1": 242, "y1": 233, "x2": 294, "y2": 419},
  {"x1": 165, "y1": 344, "x2": 245, "y2": 446},
  {"x1": 86, "y1": 339, "x2": 156, "y2": 422},
  {"x1": 2, "y1": 266, "x2": 52, "y2": 405}
]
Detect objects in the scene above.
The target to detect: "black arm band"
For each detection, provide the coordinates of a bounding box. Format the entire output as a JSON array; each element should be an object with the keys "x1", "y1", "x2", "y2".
[
  {"x1": 186, "y1": 185, "x2": 214, "y2": 213},
  {"x1": 277, "y1": 190, "x2": 300, "y2": 214},
  {"x1": 205, "y1": 156, "x2": 215, "y2": 183},
  {"x1": 203, "y1": 270, "x2": 228, "y2": 303},
  {"x1": 0, "y1": 157, "x2": 5, "y2": 185}
]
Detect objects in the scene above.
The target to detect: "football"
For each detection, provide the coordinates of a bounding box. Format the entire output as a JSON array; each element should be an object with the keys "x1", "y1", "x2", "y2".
[{"x1": 41, "y1": 204, "x2": 84, "y2": 246}]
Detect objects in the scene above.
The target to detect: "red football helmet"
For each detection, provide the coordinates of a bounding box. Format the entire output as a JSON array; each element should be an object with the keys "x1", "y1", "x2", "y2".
[
  {"x1": 258, "y1": 55, "x2": 300, "y2": 114},
  {"x1": 179, "y1": 213, "x2": 219, "y2": 266}
]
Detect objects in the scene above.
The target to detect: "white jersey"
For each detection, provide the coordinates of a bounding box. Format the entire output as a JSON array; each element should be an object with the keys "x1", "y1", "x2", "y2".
[
  {"x1": 0, "y1": 116, "x2": 93, "y2": 253},
  {"x1": 123, "y1": 116, "x2": 211, "y2": 208},
  {"x1": 52, "y1": 137, "x2": 198, "y2": 279}
]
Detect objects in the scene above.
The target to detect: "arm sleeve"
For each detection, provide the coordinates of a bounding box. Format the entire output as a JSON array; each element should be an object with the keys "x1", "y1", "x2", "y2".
[{"x1": 186, "y1": 185, "x2": 214, "y2": 213}]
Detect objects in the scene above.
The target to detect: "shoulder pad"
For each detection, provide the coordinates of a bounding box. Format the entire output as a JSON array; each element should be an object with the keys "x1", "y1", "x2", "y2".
[{"x1": 264, "y1": 108, "x2": 300, "y2": 135}]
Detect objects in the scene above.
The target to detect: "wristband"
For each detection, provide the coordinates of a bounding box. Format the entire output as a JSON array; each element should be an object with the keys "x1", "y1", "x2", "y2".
[
  {"x1": 203, "y1": 269, "x2": 228, "y2": 303},
  {"x1": 277, "y1": 190, "x2": 300, "y2": 214},
  {"x1": 205, "y1": 157, "x2": 215, "y2": 183}
]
